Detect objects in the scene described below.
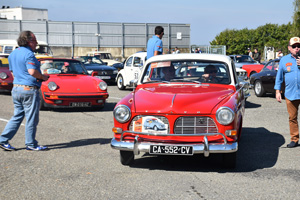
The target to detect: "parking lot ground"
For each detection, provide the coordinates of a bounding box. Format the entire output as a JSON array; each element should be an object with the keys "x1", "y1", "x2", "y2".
[{"x1": 0, "y1": 87, "x2": 299, "y2": 200}]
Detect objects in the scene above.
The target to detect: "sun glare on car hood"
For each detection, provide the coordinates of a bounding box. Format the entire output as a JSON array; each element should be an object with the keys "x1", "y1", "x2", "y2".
[{"x1": 134, "y1": 84, "x2": 234, "y2": 114}]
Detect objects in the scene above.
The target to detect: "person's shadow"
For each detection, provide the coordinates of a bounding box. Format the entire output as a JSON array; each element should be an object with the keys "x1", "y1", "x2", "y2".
[
  {"x1": 46, "y1": 138, "x2": 111, "y2": 149},
  {"x1": 128, "y1": 127, "x2": 285, "y2": 172}
]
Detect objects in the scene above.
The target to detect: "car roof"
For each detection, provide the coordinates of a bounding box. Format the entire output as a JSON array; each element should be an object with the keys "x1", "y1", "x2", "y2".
[
  {"x1": 38, "y1": 58, "x2": 79, "y2": 62},
  {"x1": 145, "y1": 53, "x2": 231, "y2": 65}
]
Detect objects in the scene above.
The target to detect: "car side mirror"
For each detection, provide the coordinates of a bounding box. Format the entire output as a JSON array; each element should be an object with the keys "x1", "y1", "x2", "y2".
[
  {"x1": 91, "y1": 71, "x2": 98, "y2": 76},
  {"x1": 130, "y1": 79, "x2": 138, "y2": 88},
  {"x1": 103, "y1": 62, "x2": 108, "y2": 65}
]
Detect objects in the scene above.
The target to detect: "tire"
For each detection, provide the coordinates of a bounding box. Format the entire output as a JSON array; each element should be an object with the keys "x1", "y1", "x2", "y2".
[
  {"x1": 120, "y1": 150, "x2": 134, "y2": 165},
  {"x1": 117, "y1": 75, "x2": 125, "y2": 90},
  {"x1": 222, "y1": 152, "x2": 237, "y2": 168},
  {"x1": 39, "y1": 91, "x2": 47, "y2": 110},
  {"x1": 254, "y1": 80, "x2": 265, "y2": 97},
  {"x1": 250, "y1": 71, "x2": 257, "y2": 77},
  {"x1": 153, "y1": 126, "x2": 158, "y2": 131}
]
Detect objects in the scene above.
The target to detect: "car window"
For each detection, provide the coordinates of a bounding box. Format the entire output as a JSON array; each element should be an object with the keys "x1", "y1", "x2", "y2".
[
  {"x1": 4, "y1": 46, "x2": 14, "y2": 54},
  {"x1": 235, "y1": 55, "x2": 254, "y2": 63},
  {"x1": 126, "y1": 57, "x2": 133, "y2": 67},
  {"x1": 273, "y1": 61, "x2": 279, "y2": 71},
  {"x1": 40, "y1": 60, "x2": 88, "y2": 75},
  {"x1": 133, "y1": 57, "x2": 142, "y2": 67},
  {"x1": 262, "y1": 61, "x2": 273, "y2": 71},
  {"x1": 142, "y1": 60, "x2": 230, "y2": 84}
]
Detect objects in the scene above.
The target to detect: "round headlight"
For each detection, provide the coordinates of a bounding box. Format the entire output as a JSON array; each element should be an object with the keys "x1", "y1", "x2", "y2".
[
  {"x1": 48, "y1": 82, "x2": 57, "y2": 91},
  {"x1": 113, "y1": 105, "x2": 131, "y2": 123},
  {"x1": 99, "y1": 81, "x2": 107, "y2": 90},
  {"x1": 216, "y1": 107, "x2": 235, "y2": 125},
  {"x1": 0, "y1": 72, "x2": 8, "y2": 79}
]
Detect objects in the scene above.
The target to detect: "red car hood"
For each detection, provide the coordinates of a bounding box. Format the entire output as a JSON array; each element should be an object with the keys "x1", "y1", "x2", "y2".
[
  {"x1": 134, "y1": 84, "x2": 234, "y2": 114},
  {"x1": 44, "y1": 74, "x2": 100, "y2": 93}
]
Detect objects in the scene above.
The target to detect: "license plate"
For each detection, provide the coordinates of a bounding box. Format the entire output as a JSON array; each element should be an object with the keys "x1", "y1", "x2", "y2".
[
  {"x1": 70, "y1": 102, "x2": 91, "y2": 107},
  {"x1": 149, "y1": 145, "x2": 193, "y2": 155},
  {"x1": 99, "y1": 76, "x2": 111, "y2": 79}
]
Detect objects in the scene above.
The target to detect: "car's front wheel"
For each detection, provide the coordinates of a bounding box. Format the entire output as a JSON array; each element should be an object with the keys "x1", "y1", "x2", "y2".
[
  {"x1": 39, "y1": 91, "x2": 47, "y2": 110},
  {"x1": 254, "y1": 80, "x2": 265, "y2": 97},
  {"x1": 222, "y1": 152, "x2": 236, "y2": 168},
  {"x1": 117, "y1": 75, "x2": 125, "y2": 90},
  {"x1": 120, "y1": 150, "x2": 134, "y2": 165}
]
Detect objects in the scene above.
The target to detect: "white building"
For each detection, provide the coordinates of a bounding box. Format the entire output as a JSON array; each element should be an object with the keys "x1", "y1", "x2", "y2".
[{"x1": 0, "y1": 6, "x2": 48, "y2": 21}]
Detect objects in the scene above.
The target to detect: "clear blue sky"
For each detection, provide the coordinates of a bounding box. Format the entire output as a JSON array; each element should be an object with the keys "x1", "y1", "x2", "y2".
[{"x1": 3, "y1": 0, "x2": 295, "y2": 45}]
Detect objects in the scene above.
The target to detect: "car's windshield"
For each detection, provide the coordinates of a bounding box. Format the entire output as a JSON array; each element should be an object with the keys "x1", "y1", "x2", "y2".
[
  {"x1": 40, "y1": 60, "x2": 88, "y2": 75},
  {"x1": 142, "y1": 60, "x2": 231, "y2": 84},
  {"x1": 235, "y1": 55, "x2": 255, "y2": 63},
  {"x1": 78, "y1": 56, "x2": 106, "y2": 65},
  {"x1": 35, "y1": 45, "x2": 52, "y2": 55},
  {"x1": 94, "y1": 53, "x2": 112, "y2": 60}
]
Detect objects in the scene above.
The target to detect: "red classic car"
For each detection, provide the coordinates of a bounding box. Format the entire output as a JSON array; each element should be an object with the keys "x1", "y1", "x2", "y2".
[
  {"x1": 39, "y1": 58, "x2": 109, "y2": 110},
  {"x1": 111, "y1": 54, "x2": 249, "y2": 168},
  {"x1": 0, "y1": 58, "x2": 13, "y2": 92},
  {"x1": 242, "y1": 64, "x2": 264, "y2": 78}
]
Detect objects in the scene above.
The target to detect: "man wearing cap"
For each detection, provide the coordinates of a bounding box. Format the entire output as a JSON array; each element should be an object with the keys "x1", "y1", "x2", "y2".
[
  {"x1": 248, "y1": 48, "x2": 253, "y2": 59},
  {"x1": 274, "y1": 36, "x2": 300, "y2": 148}
]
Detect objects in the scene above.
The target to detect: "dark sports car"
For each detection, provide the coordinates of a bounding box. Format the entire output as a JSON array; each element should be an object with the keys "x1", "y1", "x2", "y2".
[
  {"x1": 249, "y1": 58, "x2": 284, "y2": 97},
  {"x1": 84, "y1": 63, "x2": 118, "y2": 84},
  {"x1": 75, "y1": 56, "x2": 118, "y2": 84}
]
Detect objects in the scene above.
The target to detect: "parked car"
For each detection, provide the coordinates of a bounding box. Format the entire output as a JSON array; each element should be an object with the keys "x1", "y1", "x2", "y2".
[
  {"x1": 242, "y1": 63, "x2": 265, "y2": 78},
  {"x1": 249, "y1": 58, "x2": 283, "y2": 97},
  {"x1": 116, "y1": 52, "x2": 147, "y2": 90},
  {"x1": 111, "y1": 53, "x2": 250, "y2": 168},
  {"x1": 0, "y1": 57, "x2": 13, "y2": 93},
  {"x1": 236, "y1": 67, "x2": 248, "y2": 80},
  {"x1": 229, "y1": 55, "x2": 264, "y2": 78},
  {"x1": 76, "y1": 56, "x2": 118, "y2": 84},
  {"x1": 0, "y1": 39, "x2": 53, "y2": 58},
  {"x1": 229, "y1": 55, "x2": 259, "y2": 68},
  {"x1": 39, "y1": 58, "x2": 109, "y2": 110},
  {"x1": 86, "y1": 51, "x2": 122, "y2": 67}
]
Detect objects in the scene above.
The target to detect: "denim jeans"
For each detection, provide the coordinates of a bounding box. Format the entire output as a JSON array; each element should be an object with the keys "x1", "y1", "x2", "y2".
[{"x1": 0, "y1": 86, "x2": 40, "y2": 147}]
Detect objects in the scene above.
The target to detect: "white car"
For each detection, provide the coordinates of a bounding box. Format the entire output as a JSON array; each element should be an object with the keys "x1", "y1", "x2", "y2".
[
  {"x1": 236, "y1": 67, "x2": 247, "y2": 80},
  {"x1": 86, "y1": 51, "x2": 122, "y2": 66},
  {"x1": 116, "y1": 52, "x2": 147, "y2": 90}
]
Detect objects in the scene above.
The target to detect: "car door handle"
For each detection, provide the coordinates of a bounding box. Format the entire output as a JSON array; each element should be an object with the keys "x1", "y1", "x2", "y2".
[{"x1": 267, "y1": 74, "x2": 271, "y2": 76}]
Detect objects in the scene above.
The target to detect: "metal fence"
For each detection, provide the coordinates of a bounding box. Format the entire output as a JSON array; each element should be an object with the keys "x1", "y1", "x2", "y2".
[
  {"x1": 190, "y1": 45, "x2": 226, "y2": 55},
  {"x1": 0, "y1": 19, "x2": 190, "y2": 50}
]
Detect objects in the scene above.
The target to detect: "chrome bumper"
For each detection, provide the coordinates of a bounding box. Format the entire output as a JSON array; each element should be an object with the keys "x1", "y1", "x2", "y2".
[{"x1": 111, "y1": 135, "x2": 238, "y2": 157}]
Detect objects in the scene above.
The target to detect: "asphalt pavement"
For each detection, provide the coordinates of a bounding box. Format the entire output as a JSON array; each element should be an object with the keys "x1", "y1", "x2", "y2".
[{"x1": 0, "y1": 86, "x2": 299, "y2": 200}]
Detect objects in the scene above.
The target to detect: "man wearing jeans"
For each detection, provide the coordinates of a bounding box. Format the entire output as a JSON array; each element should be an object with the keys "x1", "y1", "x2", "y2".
[
  {"x1": 275, "y1": 36, "x2": 300, "y2": 148},
  {"x1": 0, "y1": 31, "x2": 49, "y2": 151}
]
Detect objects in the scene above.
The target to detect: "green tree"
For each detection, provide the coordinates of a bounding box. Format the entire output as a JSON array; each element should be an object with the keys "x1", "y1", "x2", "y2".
[
  {"x1": 292, "y1": 0, "x2": 300, "y2": 36},
  {"x1": 210, "y1": 23, "x2": 292, "y2": 56}
]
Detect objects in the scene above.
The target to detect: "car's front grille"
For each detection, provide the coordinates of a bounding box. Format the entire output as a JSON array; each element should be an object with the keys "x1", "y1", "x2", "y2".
[
  {"x1": 174, "y1": 116, "x2": 218, "y2": 134},
  {"x1": 96, "y1": 70, "x2": 114, "y2": 75}
]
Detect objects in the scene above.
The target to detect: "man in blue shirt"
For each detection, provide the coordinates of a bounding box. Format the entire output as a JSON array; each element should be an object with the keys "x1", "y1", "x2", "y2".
[
  {"x1": 147, "y1": 26, "x2": 164, "y2": 59},
  {"x1": 275, "y1": 36, "x2": 300, "y2": 148},
  {"x1": 0, "y1": 31, "x2": 49, "y2": 151}
]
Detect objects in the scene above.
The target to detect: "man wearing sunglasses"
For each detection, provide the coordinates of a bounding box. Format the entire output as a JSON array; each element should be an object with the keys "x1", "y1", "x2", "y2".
[{"x1": 275, "y1": 36, "x2": 300, "y2": 148}]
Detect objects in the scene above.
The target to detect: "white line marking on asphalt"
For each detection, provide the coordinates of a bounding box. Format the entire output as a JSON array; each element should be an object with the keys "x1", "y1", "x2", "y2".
[
  {"x1": 0, "y1": 118, "x2": 25, "y2": 126},
  {"x1": 108, "y1": 97, "x2": 122, "y2": 100}
]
